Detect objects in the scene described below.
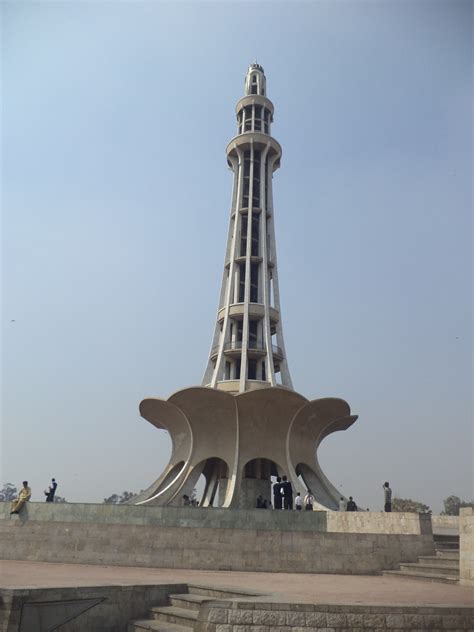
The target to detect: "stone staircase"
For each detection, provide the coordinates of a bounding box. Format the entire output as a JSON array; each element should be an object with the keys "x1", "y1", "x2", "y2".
[
  {"x1": 128, "y1": 584, "x2": 257, "y2": 632},
  {"x1": 382, "y1": 533, "x2": 460, "y2": 584}
]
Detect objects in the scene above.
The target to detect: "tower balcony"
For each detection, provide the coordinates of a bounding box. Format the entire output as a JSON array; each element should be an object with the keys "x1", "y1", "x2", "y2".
[
  {"x1": 226, "y1": 133, "x2": 281, "y2": 170},
  {"x1": 235, "y1": 94, "x2": 274, "y2": 118},
  {"x1": 209, "y1": 341, "x2": 283, "y2": 362},
  {"x1": 225, "y1": 256, "x2": 274, "y2": 269},
  {"x1": 217, "y1": 303, "x2": 280, "y2": 324},
  {"x1": 226, "y1": 255, "x2": 262, "y2": 268},
  {"x1": 224, "y1": 340, "x2": 266, "y2": 357},
  {"x1": 231, "y1": 207, "x2": 272, "y2": 220}
]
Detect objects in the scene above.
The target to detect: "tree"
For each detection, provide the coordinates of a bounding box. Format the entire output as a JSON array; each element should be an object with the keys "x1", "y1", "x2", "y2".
[
  {"x1": 441, "y1": 495, "x2": 474, "y2": 516},
  {"x1": 0, "y1": 483, "x2": 17, "y2": 502},
  {"x1": 103, "y1": 491, "x2": 135, "y2": 504},
  {"x1": 392, "y1": 497, "x2": 431, "y2": 513}
]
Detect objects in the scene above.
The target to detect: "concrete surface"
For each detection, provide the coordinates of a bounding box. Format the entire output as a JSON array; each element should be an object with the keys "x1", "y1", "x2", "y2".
[{"x1": 1, "y1": 560, "x2": 472, "y2": 607}]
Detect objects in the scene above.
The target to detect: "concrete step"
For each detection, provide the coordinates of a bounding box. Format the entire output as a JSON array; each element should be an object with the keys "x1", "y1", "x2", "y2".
[
  {"x1": 435, "y1": 549, "x2": 459, "y2": 559},
  {"x1": 129, "y1": 620, "x2": 189, "y2": 632},
  {"x1": 399, "y1": 562, "x2": 459, "y2": 577},
  {"x1": 434, "y1": 535, "x2": 459, "y2": 550},
  {"x1": 436, "y1": 542, "x2": 460, "y2": 550},
  {"x1": 382, "y1": 570, "x2": 459, "y2": 585},
  {"x1": 188, "y1": 583, "x2": 260, "y2": 599},
  {"x1": 419, "y1": 555, "x2": 459, "y2": 566},
  {"x1": 150, "y1": 606, "x2": 197, "y2": 627},
  {"x1": 169, "y1": 593, "x2": 211, "y2": 611}
]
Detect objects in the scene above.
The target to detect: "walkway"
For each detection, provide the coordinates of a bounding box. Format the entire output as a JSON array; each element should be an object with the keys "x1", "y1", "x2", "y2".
[{"x1": 1, "y1": 560, "x2": 472, "y2": 607}]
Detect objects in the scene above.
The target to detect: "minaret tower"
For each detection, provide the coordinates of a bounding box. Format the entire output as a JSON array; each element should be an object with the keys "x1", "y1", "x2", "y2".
[
  {"x1": 202, "y1": 63, "x2": 293, "y2": 393},
  {"x1": 134, "y1": 65, "x2": 358, "y2": 510}
]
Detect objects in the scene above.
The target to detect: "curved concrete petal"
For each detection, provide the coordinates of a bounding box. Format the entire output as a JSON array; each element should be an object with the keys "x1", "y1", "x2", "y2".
[
  {"x1": 236, "y1": 388, "x2": 307, "y2": 466},
  {"x1": 169, "y1": 387, "x2": 238, "y2": 469},
  {"x1": 134, "y1": 398, "x2": 193, "y2": 505},
  {"x1": 287, "y1": 398, "x2": 358, "y2": 510}
]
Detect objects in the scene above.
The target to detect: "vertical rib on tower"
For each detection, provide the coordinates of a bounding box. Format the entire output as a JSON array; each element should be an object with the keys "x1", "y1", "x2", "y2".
[{"x1": 203, "y1": 64, "x2": 293, "y2": 393}]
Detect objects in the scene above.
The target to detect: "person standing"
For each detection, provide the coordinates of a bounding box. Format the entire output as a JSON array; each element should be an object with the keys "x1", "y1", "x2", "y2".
[
  {"x1": 304, "y1": 490, "x2": 314, "y2": 511},
  {"x1": 45, "y1": 478, "x2": 58, "y2": 503},
  {"x1": 295, "y1": 492, "x2": 302, "y2": 510},
  {"x1": 338, "y1": 497, "x2": 345, "y2": 511},
  {"x1": 383, "y1": 482, "x2": 392, "y2": 512},
  {"x1": 346, "y1": 496, "x2": 357, "y2": 511},
  {"x1": 273, "y1": 477, "x2": 283, "y2": 510},
  {"x1": 10, "y1": 481, "x2": 32, "y2": 514},
  {"x1": 281, "y1": 476, "x2": 293, "y2": 510}
]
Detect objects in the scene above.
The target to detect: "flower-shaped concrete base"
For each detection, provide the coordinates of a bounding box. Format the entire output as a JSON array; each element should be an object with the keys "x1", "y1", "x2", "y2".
[{"x1": 133, "y1": 387, "x2": 357, "y2": 510}]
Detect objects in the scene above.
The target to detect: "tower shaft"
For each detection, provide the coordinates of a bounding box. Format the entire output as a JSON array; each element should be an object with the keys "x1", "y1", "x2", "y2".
[{"x1": 203, "y1": 64, "x2": 293, "y2": 394}]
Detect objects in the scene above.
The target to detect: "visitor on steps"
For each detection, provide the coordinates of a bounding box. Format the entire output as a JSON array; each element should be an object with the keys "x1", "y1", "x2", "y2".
[
  {"x1": 383, "y1": 481, "x2": 392, "y2": 512},
  {"x1": 10, "y1": 481, "x2": 32, "y2": 514}
]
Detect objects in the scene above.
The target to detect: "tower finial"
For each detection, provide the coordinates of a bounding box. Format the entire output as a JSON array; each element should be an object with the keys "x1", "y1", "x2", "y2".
[{"x1": 244, "y1": 63, "x2": 266, "y2": 96}]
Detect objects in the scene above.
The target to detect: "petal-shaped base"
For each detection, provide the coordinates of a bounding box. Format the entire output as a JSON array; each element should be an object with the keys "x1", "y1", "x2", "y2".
[{"x1": 134, "y1": 386, "x2": 357, "y2": 510}]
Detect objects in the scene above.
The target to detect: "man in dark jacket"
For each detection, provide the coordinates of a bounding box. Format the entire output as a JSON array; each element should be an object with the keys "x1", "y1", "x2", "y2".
[
  {"x1": 281, "y1": 475, "x2": 293, "y2": 510},
  {"x1": 273, "y1": 477, "x2": 283, "y2": 509},
  {"x1": 346, "y1": 496, "x2": 357, "y2": 511}
]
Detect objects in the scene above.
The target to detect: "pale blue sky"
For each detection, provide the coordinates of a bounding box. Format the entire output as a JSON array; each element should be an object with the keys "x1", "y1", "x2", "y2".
[{"x1": 1, "y1": 1, "x2": 472, "y2": 512}]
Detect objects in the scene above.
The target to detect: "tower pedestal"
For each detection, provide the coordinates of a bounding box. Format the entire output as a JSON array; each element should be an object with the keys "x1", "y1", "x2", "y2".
[{"x1": 133, "y1": 387, "x2": 357, "y2": 510}]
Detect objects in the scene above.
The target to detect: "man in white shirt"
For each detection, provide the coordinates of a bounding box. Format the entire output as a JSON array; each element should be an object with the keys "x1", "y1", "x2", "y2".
[
  {"x1": 338, "y1": 497, "x2": 345, "y2": 511},
  {"x1": 295, "y1": 493, "x2": 302, "y2": 510}
]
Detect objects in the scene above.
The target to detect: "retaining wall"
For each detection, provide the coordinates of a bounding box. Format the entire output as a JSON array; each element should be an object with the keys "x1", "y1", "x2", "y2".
[
  {"x1": 0, "y1": 584, "x2": 186, "y2": 632},
  {"x1": 460, "y1": 507, "x2": 474, "y2": 587},
  {"x1": 0, "y1": 503, "x2": 434, "y2": 575},
  {"x1": 196, "y1": 600, "x2": 474, "y2": 631},
  {"x1": 432, "y1": 514, "x2": 459, "y2": 535}
]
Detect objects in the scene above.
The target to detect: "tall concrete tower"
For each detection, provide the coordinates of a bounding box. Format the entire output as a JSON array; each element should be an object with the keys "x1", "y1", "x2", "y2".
[
  {"x1": 203, "y1": 64, "x2": 293, "y2": 393},
  {"x1": 135, "y1": 65, "x2": 358, "y2": 510}
]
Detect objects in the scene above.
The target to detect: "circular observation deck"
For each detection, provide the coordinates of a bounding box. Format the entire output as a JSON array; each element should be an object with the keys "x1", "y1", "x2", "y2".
[
  {"x1": 226, "y1": 133, "x2": 281, "y2": 169},
  {"x1": 235, "y1": 94, "x2": 275, "y2": 117}
]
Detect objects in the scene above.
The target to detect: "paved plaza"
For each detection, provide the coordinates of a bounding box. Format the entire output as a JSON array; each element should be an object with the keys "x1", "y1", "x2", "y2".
[{"x1": 1, "y1": 559, "x2": 472, "y2": 607}]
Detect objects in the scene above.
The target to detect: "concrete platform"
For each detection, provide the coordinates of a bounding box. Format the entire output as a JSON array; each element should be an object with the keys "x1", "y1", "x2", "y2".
[
  {"x1": 0, "y1": 503, "x2": 435, "y2": 575},
  {"x1": 1, "y1": 559, "x2": 473, "y2": 607}
]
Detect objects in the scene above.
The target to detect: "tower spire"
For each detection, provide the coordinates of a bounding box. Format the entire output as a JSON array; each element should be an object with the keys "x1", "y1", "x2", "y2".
[{"x1": 203, "y1": 66, "x2": 293, "y2": 393}]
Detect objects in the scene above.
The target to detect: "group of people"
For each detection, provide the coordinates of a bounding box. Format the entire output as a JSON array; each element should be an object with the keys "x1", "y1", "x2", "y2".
[
  {"x1": 259, "y1": 480, "x2": 393, "y2": 513},
  {"x1": 8, "y1": 478, "x2": 392, "y2": 514},
  {"x1": 9, "y1": 478, "x2": 58, "y2": 515},
  {"x1": 263, "y1": 476, "x2": 315, "y2": 511},
  {"x1": 182, "y1": 489, "x2": 198, "y2": 507},
  {"x1": 338, "y1": 482, "x2": 392, "y2": 512}
]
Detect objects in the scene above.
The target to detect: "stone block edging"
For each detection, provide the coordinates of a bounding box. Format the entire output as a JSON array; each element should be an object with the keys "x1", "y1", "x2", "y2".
[{"x1": 196, "y1": 600, "x2": 474, "y2": 631}]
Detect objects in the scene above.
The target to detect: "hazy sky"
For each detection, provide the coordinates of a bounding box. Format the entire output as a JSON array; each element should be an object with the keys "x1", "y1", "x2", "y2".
[{"x1": 1, "y1": 1, "x2": 472, "y2": 513}]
